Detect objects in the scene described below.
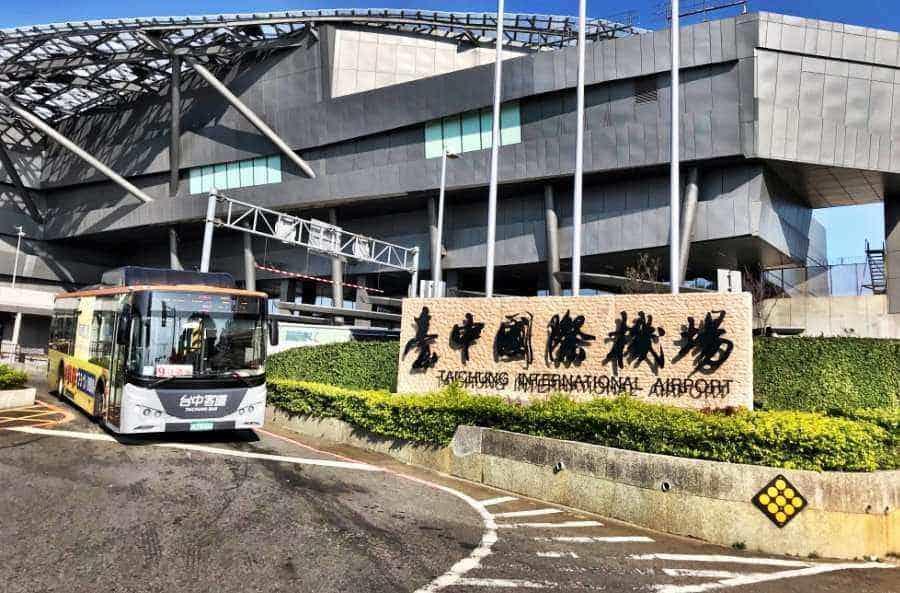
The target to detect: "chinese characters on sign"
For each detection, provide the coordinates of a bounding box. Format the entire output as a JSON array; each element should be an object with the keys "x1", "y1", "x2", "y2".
[
  {"x1": 403, "y1": 306, "x2": 439, "y2": 370},
  {"x1": 398, "y1": 295, "x2": 753, "y2": 410}
]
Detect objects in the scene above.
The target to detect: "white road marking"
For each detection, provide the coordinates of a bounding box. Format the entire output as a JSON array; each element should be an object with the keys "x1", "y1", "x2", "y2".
[
  {"x1": 653, "y1": 562, "x2": 892, "y2": 593},
  {"x1": 537, "y1": 536, "x2": 654, "y2": 543},
  {"x1": 8, "y1": 426, "x2": 116, "y2": 442},
  {"x1": 537, "y1": 551, "x2": 579, "y2": 559},
  {"x1": 661, "y1": 569, "x2": 766, "y2": 579},
  {"x1": 7, "y1": 426, "x2": 382, "y2": 471},
  {"x1": 631, "y1": 554, "x2": 812, "y2": 568},
  {"x1": 8, "y1": 425, "x2": 503, "y2": 593},
  {"x1": 498, "y1": 520, "x2": 603, "y2": 529},
  {"x1": 454, "y1": 577, "x2": 553, "y2": 588},
  {"x1": 493, "y1": 508, "x2": 563, "y2": 518},
  {"x1": 479, "y1": 496, "x2": 518, "y2": 507}
]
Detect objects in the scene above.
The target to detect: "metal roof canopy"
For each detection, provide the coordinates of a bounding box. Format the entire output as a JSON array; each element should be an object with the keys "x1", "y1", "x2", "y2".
[{"x1": 0, "y1": 9, "x2": 643, "y2": 134}]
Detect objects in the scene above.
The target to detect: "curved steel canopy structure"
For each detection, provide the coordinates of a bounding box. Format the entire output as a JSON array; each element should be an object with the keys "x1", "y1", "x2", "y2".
[{"x1": 0, "y1": 9, "x2": 642, "y2": 132}]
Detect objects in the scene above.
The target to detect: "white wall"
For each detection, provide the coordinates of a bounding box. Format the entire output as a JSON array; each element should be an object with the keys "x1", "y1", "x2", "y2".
[
  {"x1": 762, "y1": 294, "x2": 900, "y2": 338},
  {"x1": 331, "y1": 27, "x2": 528, "y2": 97}
]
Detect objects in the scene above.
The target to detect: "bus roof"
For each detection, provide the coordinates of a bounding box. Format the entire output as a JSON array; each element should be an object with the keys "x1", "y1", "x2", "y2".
[{"x1": 55, "y1": 284, "x2": 268, "y2": 301}]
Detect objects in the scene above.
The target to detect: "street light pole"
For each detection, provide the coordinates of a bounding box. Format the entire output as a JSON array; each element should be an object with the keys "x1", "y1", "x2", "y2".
[
  {"x1": 669, "y1": 0, "x2": 681, "y2": 294},
  {"x1": 434, "y1": 150, "x2": 458, "y2": 297},
  {"x1": 11, "y1": 225, "x2": 24, "y2": 288}
]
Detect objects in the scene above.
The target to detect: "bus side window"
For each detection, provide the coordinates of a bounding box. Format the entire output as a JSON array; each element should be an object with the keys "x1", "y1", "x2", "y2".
[{"x1": 49, "y1": 311, "x2": 76, "y2": 356}]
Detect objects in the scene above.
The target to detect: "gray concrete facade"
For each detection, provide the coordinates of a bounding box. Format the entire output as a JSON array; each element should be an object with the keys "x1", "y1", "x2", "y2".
[{"x1": 2, "y1": 11, "x2": 896, "y2": 304}]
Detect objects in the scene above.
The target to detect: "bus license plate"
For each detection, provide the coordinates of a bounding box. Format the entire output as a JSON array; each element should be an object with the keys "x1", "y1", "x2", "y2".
[{"x1": 190, "y1": 422, "x2": 215, "y2": 432}]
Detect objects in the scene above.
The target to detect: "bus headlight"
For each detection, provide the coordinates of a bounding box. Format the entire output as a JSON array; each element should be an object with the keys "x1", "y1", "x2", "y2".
[
  {"x1": 238, "y1": 407, "x2": 245, "y2": 415},
  {"x1": 136, "y1": 404, "x2": 163, "y2": 418},
  {"x1": 247, "y1": 405, "x2": 255, "y2": 413}
]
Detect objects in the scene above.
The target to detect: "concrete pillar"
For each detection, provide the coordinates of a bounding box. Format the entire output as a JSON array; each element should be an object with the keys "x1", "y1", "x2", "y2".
[
  {"x1": 679, "y1": 168, "x2": 700, "y2": 286},
  {"x1": 168, "y1": 228, "x2": 183, "y2": 270},
  {"x1": 11, "y1": 312, "x2": 21, "y2": 345},
  {"x1": 354, "y1": 276, "x2": 372, "y2": 328},
  {"x1": 280, "y1": 279, "x2": 297, "y2": 315},
  {"x1": 169, "y1": 56, "x2": 182, "y2": 197},
  {"x1": 300, "y1": 280, "x2": 316, "y2": 305},
  {"x1": 329, "y1": 209, "x2": 344, "y2": 324},
  {"x1": 243, "y1": 233, "x2": 256, "y2": 291},
  {"x1": 427, "y1": 195, "x2": 440, "y2": 279},
  {"x1": 543, "y1": 184, "x2": 562, "y2": 296},
  {"x1": 886, "y1": 194, "x2": 900, "y2": 314},
  {"x1": 446, "y1": 270, "x2": 460, "y2": 297}
]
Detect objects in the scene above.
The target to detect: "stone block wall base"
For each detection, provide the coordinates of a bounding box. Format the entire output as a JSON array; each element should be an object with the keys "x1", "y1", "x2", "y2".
[
  {"x1": 265, "y1": 407, "x2": 899, "y2": 560},
  {"x1": 0, "y1": 387, "x2": 35, "y2": 410}
]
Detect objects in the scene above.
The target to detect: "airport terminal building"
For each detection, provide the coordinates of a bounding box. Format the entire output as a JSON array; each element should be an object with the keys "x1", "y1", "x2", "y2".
[{"x1": 0, "y1": 8, "x2": 898, "y2": 345}]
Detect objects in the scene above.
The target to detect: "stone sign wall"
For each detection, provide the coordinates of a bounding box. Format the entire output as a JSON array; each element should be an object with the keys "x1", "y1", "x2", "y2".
[{"x1": 397, "y1": 293, "x2": 753, "y2": 409}]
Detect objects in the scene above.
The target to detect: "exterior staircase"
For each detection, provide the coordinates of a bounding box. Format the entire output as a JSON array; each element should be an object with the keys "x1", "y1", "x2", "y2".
[{"x1": 863, "y1": 240, "x2": 887, "y2": 295}]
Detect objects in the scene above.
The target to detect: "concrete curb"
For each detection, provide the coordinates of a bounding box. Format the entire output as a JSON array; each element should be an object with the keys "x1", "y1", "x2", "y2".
[
  {"x1": 266, "y1": 407, "x2": 899, "y2": 560},
  {"x1": 0, "y1": 387, "x2": 36, "y2": 410}
]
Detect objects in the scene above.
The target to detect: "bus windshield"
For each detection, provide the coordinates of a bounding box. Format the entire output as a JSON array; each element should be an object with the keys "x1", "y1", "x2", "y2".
[{"x1": 128, "y1": 290, "x2": 266, "y2": 379}]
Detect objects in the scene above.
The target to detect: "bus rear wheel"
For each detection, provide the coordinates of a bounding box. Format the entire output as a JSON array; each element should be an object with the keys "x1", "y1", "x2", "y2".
[
  {"x1": 55, "y1": 363, "x2": 65, "y2": 398},
  {"x1": 93, "y1": 380, "x2": 105, "y2": 418}
]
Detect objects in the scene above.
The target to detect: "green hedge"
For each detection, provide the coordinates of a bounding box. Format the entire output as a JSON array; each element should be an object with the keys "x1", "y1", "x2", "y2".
[
  {"x1": 754, "y1": 337, "x2": 899, "y2": 412},
  {"x1": 0, "y1": 364, "x2": 27, "y2": 390},
  {"x1": 268, "y1": 379, "x2": 898, "y2": 472},
  {"x1": 267, "y1": 341, "x2": 399, "y2": 391}
]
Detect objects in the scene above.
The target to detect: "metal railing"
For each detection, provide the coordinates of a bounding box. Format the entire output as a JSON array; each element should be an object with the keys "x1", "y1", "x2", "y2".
[{"x1": 213, "y1": 192, "x2": 419, "y2": 273}]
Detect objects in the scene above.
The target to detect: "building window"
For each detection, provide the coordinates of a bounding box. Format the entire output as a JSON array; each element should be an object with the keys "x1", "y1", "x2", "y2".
[
  {"x1": 425, "y1": 101, "x2": 522, "y2": 159},
  {"x1": 187, "y1": 155, "x2": 282, "y2": 194}
]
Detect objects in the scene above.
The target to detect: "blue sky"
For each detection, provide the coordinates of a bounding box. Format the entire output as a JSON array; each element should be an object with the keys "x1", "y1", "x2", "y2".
[{"x1": 3, "y1": 0, "x2": 894, "y2": 262}]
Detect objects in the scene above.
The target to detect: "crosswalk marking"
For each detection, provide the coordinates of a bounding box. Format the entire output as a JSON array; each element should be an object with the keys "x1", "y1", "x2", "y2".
[
  {"x1": 652, "y1": 562, "x2": 891, "y2": 593},
  {"x1": 479, "y1": 496, "x2": 518, "y2": 507},
  {"x1": 536, "y1": 535, "x2": 654, "y2": 543},
  {"x1": 498, "y1": 520, "x2": 603, "y2": 529},
  {"x1": 493, "y1": 508, "x2": 563, "y2": 518},
  {"x1": 661, "y1": 569, "x2": 766, "y2": 579},
  {"x1": 455, "y1": 577, "x2": 553, "y2": 588},
  {"x1": 631, "y1": 553, "x2": 811, "y2": 568},
  {"x1": 537, "y1": 551, "x2": 580, "y2": 559}
]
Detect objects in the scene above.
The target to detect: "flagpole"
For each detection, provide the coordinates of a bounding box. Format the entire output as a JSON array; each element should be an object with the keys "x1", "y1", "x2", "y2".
[
  {"x1": 670, "y1": 0, "x2": 681, "y2": 294},
  {"x1": 484, "y1": 0, "x2": 504, "y2": 298},
  {"x1": 571, "y1": 0, "x2": 587, "y2": 296}
]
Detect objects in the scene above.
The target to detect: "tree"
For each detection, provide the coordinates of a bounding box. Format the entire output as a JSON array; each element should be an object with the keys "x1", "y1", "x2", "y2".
[{"x1": 623, "y1": 253, "x2": 665, "y2": 294}]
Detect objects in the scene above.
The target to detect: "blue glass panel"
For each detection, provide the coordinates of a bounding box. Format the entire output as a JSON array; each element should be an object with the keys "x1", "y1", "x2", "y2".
[
  {"x1": 200, "y1": 166, "x2": 214, "y2": 192},
  {"x1": 266, "y1": 155, "x2": 282, "y2": 184},
  {"x1": 500, "y1": 102, "x2": 522, "y2": 146},
  {"x1": 239, "y1": 159, "x2": 254, "y2": 187},
  {"x1": 461, "y1": 111, "x2": 481, "y2": 153},
  {"x1": 252, "y1": 157, "x2": 268, "y2": 185},
  {"x1": 226, "y1": 162, "x2": 241, "y2": 189},
  {"x1": 213, "y1": 164, "x2": 227, "y2": 190},
  {"x1": 188, "y1": 167, "x2": 202, "y2": 194},
  {"x1": 480, "y1": 109, "x2": 493, "y2": 149},
  {"x1": 424, "y1": 120, "x2": 443, "y2": 159},
  {"x1": 442, "y1": 115, "x2": 462, "y2": 155}
]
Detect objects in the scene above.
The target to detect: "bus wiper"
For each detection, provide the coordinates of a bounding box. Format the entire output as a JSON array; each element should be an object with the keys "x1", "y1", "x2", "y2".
[
  {"x1": 221, "y1": 372, "x2": 255, "y2": 386},
  {"x1": 148, "y1": 376, "x2": 178, "y2": 388}
]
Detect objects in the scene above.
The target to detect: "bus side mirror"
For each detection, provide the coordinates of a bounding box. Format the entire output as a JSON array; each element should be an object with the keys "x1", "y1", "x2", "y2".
[
  {"x1": 268, "y1": 318, "x2": 279, "y2": 346},
  {"x1": 117, "y1": 306, "x2": 132, "y2": 345}
]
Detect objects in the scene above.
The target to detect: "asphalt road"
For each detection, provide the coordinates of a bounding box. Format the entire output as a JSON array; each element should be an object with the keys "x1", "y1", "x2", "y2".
[{"x1": 0, "y1": 390, "x2": 897, "y2": 593}]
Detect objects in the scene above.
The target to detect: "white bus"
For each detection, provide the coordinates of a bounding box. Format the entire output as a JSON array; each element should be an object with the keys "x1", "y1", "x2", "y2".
[{"x1": 48, "y1": 267, "x2": 277, "y2": 434}]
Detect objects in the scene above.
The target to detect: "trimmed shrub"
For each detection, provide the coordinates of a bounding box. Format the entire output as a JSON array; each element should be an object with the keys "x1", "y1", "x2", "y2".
[
  {"x1": 268, "y1": 379, "x2": 897, "y2": 472},
  {"x1": 753, "y1": 337, "x2": 899, "y2": 412},
  {"x1": 267, "y1": 341, "x2": 400, "y2": 391},
  {"x1": 0, "y1": 364, "x2": 27, "y2": 390}
]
